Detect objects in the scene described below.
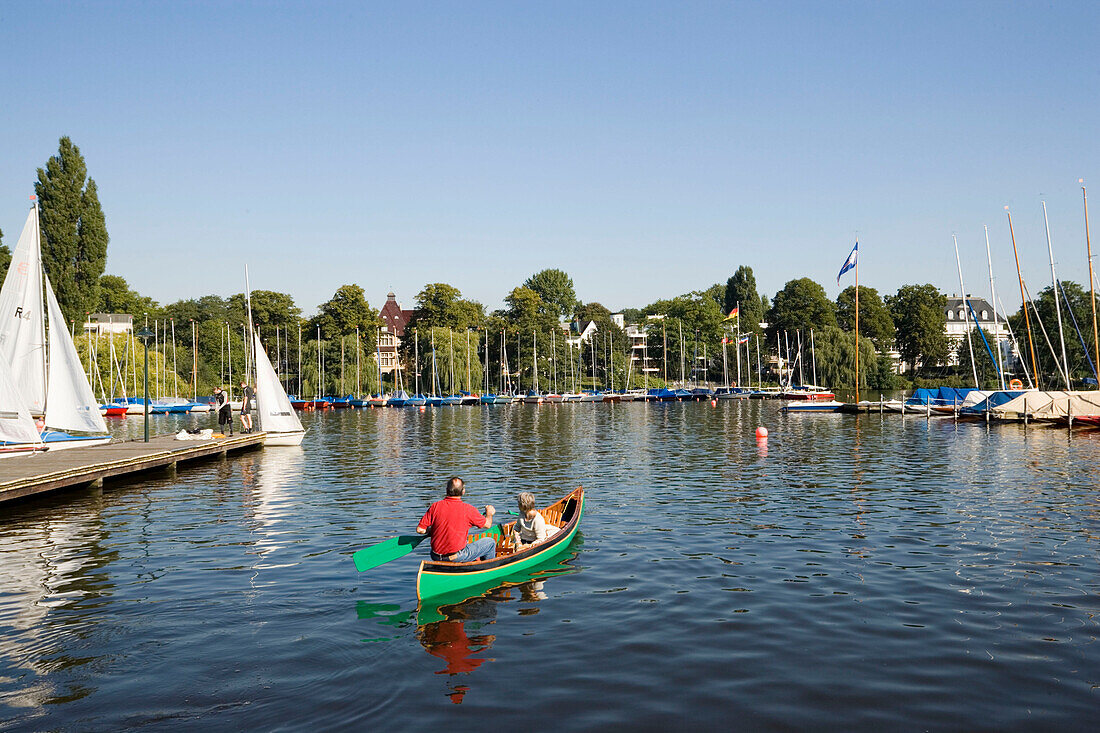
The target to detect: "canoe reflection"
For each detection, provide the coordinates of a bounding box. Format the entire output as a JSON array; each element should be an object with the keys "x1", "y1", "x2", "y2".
[{"x1": 357, "y1": 544, "x2": 581, "y2": 704}]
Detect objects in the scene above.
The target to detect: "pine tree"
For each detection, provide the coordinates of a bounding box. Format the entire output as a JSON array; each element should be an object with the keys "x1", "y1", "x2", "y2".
[{"x1": 35, "y1": 137, "x2": 109, "y2": 324}]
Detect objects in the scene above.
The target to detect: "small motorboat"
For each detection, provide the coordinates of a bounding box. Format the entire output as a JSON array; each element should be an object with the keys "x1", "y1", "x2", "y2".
[{"x1": 780, "y1": 400, "x2": 845, "y2": 413}]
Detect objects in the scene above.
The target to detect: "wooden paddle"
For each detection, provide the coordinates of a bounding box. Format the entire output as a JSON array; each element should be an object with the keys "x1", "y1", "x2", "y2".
[{"x1": 352, "y1": 534, "x2": 429, "y2": 572}]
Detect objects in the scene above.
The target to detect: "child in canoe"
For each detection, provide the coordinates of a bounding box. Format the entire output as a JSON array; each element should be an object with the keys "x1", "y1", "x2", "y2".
[{"x1": 511, "y1": 492, "x2": 560, "y2": 548}]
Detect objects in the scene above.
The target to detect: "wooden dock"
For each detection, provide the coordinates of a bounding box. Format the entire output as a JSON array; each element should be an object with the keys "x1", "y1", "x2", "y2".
[{"x1": 0, "y1": 433, "x2": 266, "y2": 504}]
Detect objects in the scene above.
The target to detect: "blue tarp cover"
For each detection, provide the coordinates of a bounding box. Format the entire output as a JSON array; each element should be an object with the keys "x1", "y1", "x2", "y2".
[{"x1": 906, "y1": 387, "x2": 978, "y2": 406}]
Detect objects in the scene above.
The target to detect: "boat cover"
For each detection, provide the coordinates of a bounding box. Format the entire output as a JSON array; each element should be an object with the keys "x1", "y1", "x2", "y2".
[
  {"x1": 959, "y1": 391, "x2": 1026, "y2": 415},
  {"x1": 988, "y1": 390, "x2": 1100, "y2": 420},
  {"x1": 905, "y1": 387, "x2": 978, "y2": 406}
]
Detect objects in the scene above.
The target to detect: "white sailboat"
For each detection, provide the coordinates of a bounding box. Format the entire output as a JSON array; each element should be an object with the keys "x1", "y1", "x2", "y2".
[
  {"x1": 253, "y1": 331, "x2": 306, "y2": 446},
  {"x1": 246, "y1": 274, "x2": 305, "y2": 446},
  {"x1": 0, "y1": 200, "x2": 109, "y2": 451}
]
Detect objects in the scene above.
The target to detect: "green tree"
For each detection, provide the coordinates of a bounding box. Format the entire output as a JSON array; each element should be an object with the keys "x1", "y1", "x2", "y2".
[
  {"x1": 98, "y1": 274, "x2": 160, "y2": 322},
  {"x1": 523, "y1": 268, "x2": 578, "y2": 320},
  {"x1": 309, "y1": 284, "x2": 379, "y2": 338},
  {"x1": 1010, "y1": 281, "x2": 1096, "y2": 388},
  {"x1": 503, "y1": 287, "x2": 557, "y2": 333},
  {"x1": 0, "y1": 226, "x2": 8, "y2": 283},
  {"x1": 767, "y1": 278, "x2": 836, "y2": 339},
  {"x1": 887, "y1": 284, "x2": 948, "y2": 374},
  {"x1": 642, "y1": 289, "x2": 725, "y2": 385},
  {"x1": 836, "y1": 285, "x2": 895, "y2": 350},
  {"x1": 724, "y1": 266, "x2": 762, "y2": 332},
  {"x1": 228, "y1": 290, "x2": 301, "y2": 339},
  {"x1": 810, "y1": 325, "x2": 880, "y2": 391},
  {"x1": 409, "y1": 283, "x2": 484, "y2": 330},
  {"x1": 35, "y1": 137, "x2": 109, "y2": 323}
]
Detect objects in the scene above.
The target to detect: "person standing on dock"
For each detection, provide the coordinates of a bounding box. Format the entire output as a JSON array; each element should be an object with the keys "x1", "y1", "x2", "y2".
[
  {"x1": 417, "y1": 478, "x2": 497, "y2": 562},
  {"x1": 239, "y1": 381, "x2": 255, "y2": 434},
  {"x1": 214, "y1": 386, "x2": 232, "y2": 435}
]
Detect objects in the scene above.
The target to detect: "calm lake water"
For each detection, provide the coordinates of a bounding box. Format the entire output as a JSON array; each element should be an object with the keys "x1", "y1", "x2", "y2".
[{"x1": 2, "y1": 401, "x2": 1099, "y2": 730}]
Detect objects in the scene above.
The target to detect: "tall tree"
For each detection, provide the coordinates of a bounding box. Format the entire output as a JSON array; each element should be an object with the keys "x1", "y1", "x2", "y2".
[
  {"x1": 523, "y1": 268, "x2": 578, "y2": 320},
  {"x1": 98, "y1": 274, "x2": 160, "y2": 323},
  {"x1": 954, "y1": 326, "x2": 999, "y2": 388},
  {"x1": 35, "y1": 136, "x2": 109, "y2": 323},
  {"x1": 309, "y1": 284, "x2": 379, "y2": 337},
  {"x1": 409, "y1": 283, "x2": 484, "y2": 330},
  {"x1": 767, "y1": 278, "x2": 836, "y2": 339},
  {"x1": 836, "y1": 285, "x2": 895, "y2": 350},
  {"x1": 724, "y1": 266, "x2": 762, "y2": 331},
  {"x1": 886, "y1": 284, "x2": 948, "y2": 374}
]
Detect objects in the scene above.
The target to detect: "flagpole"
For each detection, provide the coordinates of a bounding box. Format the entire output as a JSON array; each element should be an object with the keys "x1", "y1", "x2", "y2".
[
  {"x1": 1083, "y1": 180, "x2": 1098, "y2": 390},
  {"x1": 854, "y1": 245, "x2": 860, "y2": 404}
]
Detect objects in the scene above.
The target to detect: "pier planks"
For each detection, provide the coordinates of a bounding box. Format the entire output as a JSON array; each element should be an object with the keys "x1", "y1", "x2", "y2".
[{"x1": 0, "y1": 433, "x2": 266, "y2": 504}]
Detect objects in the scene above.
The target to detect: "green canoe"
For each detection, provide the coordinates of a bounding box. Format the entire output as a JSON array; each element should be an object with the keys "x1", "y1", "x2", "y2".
[{"x1": 416, "y1": 487, "x2": 585, "y2": 600}]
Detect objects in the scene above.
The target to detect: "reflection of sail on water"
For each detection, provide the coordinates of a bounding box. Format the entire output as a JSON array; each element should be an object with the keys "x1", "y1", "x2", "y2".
[
  {"x1": 0, "y1": 515, "x2": 106, "y2": 704},
  {"x1": 249, "y1": 446, "x2": 305, "y2": 567}
]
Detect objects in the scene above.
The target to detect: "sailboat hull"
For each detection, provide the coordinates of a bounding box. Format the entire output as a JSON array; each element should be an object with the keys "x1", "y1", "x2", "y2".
[{"x1": 264, "y1": 430, "x2": 306, "y2": 446}]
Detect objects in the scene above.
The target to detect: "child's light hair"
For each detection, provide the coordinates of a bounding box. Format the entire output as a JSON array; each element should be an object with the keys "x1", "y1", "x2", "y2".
[{"x1": 517, "y1": 491, "x2": 536, "y2": 513}]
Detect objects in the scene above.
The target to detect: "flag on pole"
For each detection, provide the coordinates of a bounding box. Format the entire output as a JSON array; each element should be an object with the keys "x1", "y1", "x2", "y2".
[
  {"x1": 737, "y1": 335, "x2": 750, "y2": 345},
  {"x1": 721, "y1": 337, "x2": 731, "y2": 344},
  {"x1": 837, "y1": 241, "x2": 858, "y2": 285},
  {"x1": 722, "y1": 307, "x2": 739, "y2": 322}
]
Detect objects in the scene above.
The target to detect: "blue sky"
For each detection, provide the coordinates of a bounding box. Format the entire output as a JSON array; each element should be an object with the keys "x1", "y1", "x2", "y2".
[{"x1": 1, "y1": 1, "x2": 1098, "y2": 317}]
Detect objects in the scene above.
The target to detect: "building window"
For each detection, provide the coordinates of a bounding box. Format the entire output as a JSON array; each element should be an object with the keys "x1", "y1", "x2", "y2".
[
  {"x1": 947, "y1": 310, "x2": 954, "y2": 320},
  {"x1": 981, "y1": 310, "x2": 988, "y2": 320}
]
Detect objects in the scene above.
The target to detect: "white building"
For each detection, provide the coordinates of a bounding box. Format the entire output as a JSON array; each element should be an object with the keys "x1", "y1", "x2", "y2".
[
  {"x1": 83, "y1": 313, "x2": 133, "y2": 334},
  {"x1": 944, "y1": 295, "x2": 1012, "y2": 366}
]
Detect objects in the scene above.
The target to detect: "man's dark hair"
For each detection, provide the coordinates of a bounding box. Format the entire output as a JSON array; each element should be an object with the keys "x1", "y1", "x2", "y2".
[{"x1": 446, "y1": 477, "x2": 464, "y2": 496}]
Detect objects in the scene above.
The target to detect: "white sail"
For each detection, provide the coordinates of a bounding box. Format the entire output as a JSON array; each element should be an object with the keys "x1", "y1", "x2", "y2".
[
  {"x1": 254, "y1": 332, "x2": 303, "y2": 435},
  {"x1": 44, "y1": 275, "x2": 108, "y2": 433},
  {"x1": 0, "y1": 365, "x2": 40, "y2": 444},
  {"x1": 0, "y1": 208, "x2": 47, "y2": 415}
]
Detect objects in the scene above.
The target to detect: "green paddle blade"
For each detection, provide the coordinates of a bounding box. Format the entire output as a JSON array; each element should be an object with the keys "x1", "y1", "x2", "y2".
[{"x1": 352, "y1": 534, "x2": 429, "y2": 572}]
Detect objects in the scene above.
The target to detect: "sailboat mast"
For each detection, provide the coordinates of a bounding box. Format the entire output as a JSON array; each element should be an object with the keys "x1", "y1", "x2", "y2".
[
  {"x1": 414, "y1": 329, "x2": 420, "y2": 395},
  {"x1": 355, "y1": 326, "x2": 361, "y2": 396},
  {"x1": 192, "y1": 319, "x2": 198, "y2": 400},
  {"x1": 1042, "y1": 201, "x2": 1071, "y2": 387},
  {"x1": 1007, "y1": 208, "x2": 1040, "y2": 387},
  {"x1": 316, "y1": 325, "x2": 322, "y2": 399},
  {"x1": 984, "y1": 226, "x2": 1006, "y2": 390},
  {"x1": 722, "y1": 336, "x2": 728, "y2": 389},
  {"x1": 735, "y1": 301, "x2": 741, "y2": 387},
  {"x1": 1084, "y1": 181, "x2": 1099, "y2": 390},
  {"x1": 811, "y1": 328, "x2": 818, "y2": 387},
  {"x1": 297, "y1": 326, "x2": 302, "y2": 397},
  {"x1": 953, "y1": 235, "x2": 980, "y2": 389}
]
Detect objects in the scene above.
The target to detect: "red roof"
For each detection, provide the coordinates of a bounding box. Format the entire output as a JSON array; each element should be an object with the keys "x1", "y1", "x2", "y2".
[{"x1": 380, "y1": 293, "x2": 414, "y2": 338}]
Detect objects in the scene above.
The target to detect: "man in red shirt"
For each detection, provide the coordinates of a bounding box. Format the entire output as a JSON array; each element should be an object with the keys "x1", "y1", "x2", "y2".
[{"x1": 417, "y1": 477, "x2": 497, "y2": 562}]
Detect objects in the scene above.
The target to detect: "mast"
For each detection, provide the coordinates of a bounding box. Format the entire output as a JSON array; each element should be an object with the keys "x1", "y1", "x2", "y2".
[
  {"x1": 1084, "y1": 180, "x2": 1099, "y2": 389},
  {"x1": 532, "y1": 332, "x2": 538, "y2": 392},
  {"x1": 952, "y1": 235, "x2": 979, "y2": 388},
  {"x1": 678, "y1": 321, "x2": 685, "y2": 385},
  {"x1": 191, "y1": 319, "x2": 198, "y2": 400},
  {"x1": 722, "y1": 335, "x2": 729, "y2": 389},
  {"x1": 431, "y1": 329, "x2": 438, "y2": 397},
  {"x1": 414, "y1": 329, "x2": 420, "y2": 395},
  {"x1": 449, "y1": 329, "x2": 455, "y2": 394},
  {"x1": 1042, "y1": 200, "x2": 1071, "y2": 387},
  {"x1": 316, "y1": 325, "x2": 322, "y2": 399},
  {"x1": 466, "y1": 329, "x2": 471, "y2": 393},
  {"x1": 735, "y1": 302, "x2": 741, "y2": 387},
  {"x1": 756, "y1": 333, "x2": 761, "y2": 389},
  {"x1": 297, "y1": 326, "x2": 302, "y2": 397},
  {"x1": 811, "y1": 328, "x2": 818, "y2": 388},
  {"x1": 355, "y1": 326, "x2": 361, "y2": 397},
  {"x1": 1006, "y1": 207, "x2": 1040, "y2": 387},
  {"x1": 984, "y1": 225, "x2": 1006, "y2": 390}
]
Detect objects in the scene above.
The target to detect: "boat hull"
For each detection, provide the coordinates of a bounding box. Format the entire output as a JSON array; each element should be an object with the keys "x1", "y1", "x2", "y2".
[
  {"x1": 264, "y1": 430, "x2": 306, "y2": 446},
  {"x1": 416, "y1": 487, "x2": 585, "y2": 601}
]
